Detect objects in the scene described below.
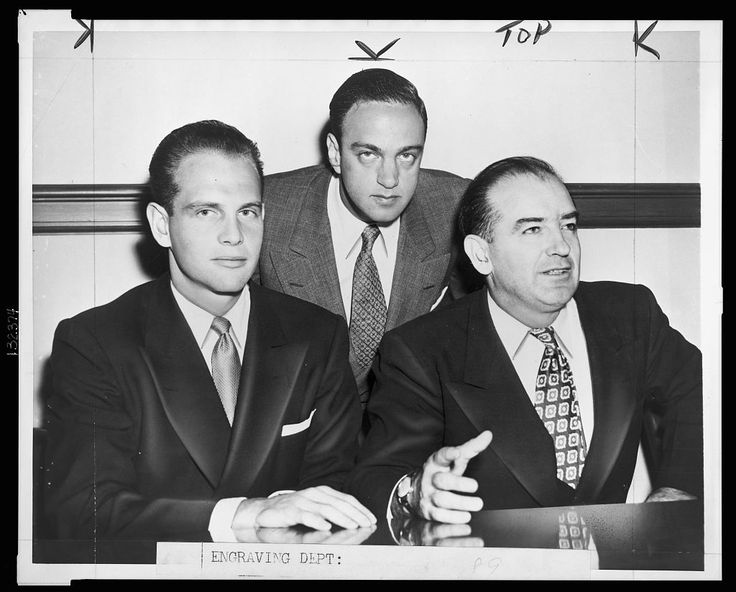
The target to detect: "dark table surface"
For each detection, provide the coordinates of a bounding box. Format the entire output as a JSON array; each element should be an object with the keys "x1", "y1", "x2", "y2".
[{"x1": 33, "y1": 500, "x2": 703, "y2": 571}]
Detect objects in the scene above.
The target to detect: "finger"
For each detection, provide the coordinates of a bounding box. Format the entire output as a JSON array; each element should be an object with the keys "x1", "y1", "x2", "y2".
[
  {"x1": 314, "y1": 486, "x2": 378, "y2": 524},
  {"x1": 256, "y1": 506, "x2": 333, "y2": 531},
  {"x1": 432, "y1": 471, "x2": 479, "y2": 494},
  {"x1": 451, "y1": 431, "x2": 493, "y2": 476},
  {"x1": 424, "y1": 505, "x2": 473, "y2": 524},
  {"x1": 432, "y1": 445, "x2": 462, "y2": 468},
  {"x1": 430, "y1": 490, "x2": 484, "y2": 513},
  {"x1": 279, "y1": 495, "x2": 364, "y2": 530},
  {"x1": 300, "y1": 486, "x2": 377, "y2": 526}
]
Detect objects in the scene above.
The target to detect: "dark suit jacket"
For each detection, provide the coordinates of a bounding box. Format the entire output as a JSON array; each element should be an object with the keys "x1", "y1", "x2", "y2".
[
  {"x1": 258, "y1": 165, "x2": 471, "y2": 332},
  {"x1": 347, "y1": 282, "x2": 703, "y2": 518},
  {"x1": 43, "y1": 276, "x2": 362, "y2": 541}
]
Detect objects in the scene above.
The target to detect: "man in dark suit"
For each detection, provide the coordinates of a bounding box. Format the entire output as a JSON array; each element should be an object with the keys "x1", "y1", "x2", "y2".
[
  {"x1": 258, "y1": 69, "x2": 471, "y2": 412},
  {"x1": 43, "y1": 120, "x2": 375, "y2": 542},
  {"x1": 348, "y1": 156, "x2": 703, "y2": 523}
]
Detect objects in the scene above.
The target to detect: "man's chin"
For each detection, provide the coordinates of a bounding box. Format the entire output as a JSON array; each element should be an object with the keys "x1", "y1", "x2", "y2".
[{"x1": 212, "y1": 283, "x2": 250, "y2": 296}]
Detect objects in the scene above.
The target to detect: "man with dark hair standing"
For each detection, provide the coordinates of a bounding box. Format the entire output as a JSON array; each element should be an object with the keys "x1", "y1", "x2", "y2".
[
  {"x1": 348, "y1": 156, "x2": 703, "y2": 524},
  {"x1": 43, "y1": 120, "x2": 375, "y2": 542},
  {"x1": 259, "y1": 69, "x2": 470, "y2": 414}
]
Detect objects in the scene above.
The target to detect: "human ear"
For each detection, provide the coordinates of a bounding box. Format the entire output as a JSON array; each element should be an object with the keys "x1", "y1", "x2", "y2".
[
  {"x1": 326, "y1": 132, "x2": 341, "y2": 175},
  {"x1": 463, "y1": 234, "x2": 493, "y2": 276},
  {"x1": 146, "y1": 202, "x2": 172, "y2": 248}
]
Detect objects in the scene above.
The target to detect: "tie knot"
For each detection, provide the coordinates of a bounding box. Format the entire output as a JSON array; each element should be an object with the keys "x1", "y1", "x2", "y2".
[
  {"x1": 530, "y1": 326, "x2": 557, "y2": 349},
  {"x1": 211, "y1": 316, "x2": 232, "y2": 337},
  {"x1": 361, "y1": 224, "x2": 381, "y2": 251}
]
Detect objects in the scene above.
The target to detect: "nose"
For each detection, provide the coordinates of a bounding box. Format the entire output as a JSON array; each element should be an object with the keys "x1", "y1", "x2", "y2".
[
  {"x1": 546, "y1": 227, "x2": 572, "y2": 257},
  {"x1": 219, "y1": 215, "x2": 244, "y2": 246},
  {"x1": 377, "y1": 158, "x2": 399, "y2": 190}
]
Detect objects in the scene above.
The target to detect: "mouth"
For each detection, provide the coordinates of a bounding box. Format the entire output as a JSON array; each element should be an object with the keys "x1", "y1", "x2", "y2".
[
  {"x1": 541, "y1": 267, "x2": 572, "y2": 276},
  {"x1": 213, "y1": 257, "x2": 248, "y2": 268},
  {"x1": 372, "y1": 194, "x2": 401, "y2": 202}
]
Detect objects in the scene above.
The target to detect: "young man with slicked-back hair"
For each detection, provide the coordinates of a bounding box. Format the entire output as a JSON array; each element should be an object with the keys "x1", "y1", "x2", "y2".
[{"x1": 259, "y1": 69, "x2": 471, "y2": 420}]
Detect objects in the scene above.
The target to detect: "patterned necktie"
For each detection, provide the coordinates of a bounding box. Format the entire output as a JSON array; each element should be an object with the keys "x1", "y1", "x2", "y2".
[
  {"x1": 210, "y1": 316, "x2": 241, "y2": 425},
  {"x1": 349, "y1": 224, "x2": 388, "y2": 407},
  {"x1": 529, "y1": 327, "x2": 587, "y2": 488}
]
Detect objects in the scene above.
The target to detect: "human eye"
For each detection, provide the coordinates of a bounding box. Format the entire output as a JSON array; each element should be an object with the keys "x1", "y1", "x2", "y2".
[
  {"x1": 521, "y1": 225, "x2": 541, "y2": 235},
  {"x1": 563, "y1": 221, "x2": 578, "y2": 233},
  {"x1": 357, "y1": 150, "x2": 378, "y2": 162},
  {"x1": 239, "y1": 204, "x2": 263, "y2": 219},
  {"x1": 195, "y1": 207, "x2": 215, "y2": 217},
  {"x1": 398, "y1": 152, "x2": 418, "y2": 164}
]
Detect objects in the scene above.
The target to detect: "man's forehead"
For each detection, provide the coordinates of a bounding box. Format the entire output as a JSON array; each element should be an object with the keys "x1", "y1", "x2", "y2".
[
  {"x1": 342, "y1": 101, "x2": 425, "y2": 136},
  {"x1": 172, "y1": 150, "x2": 261, "y2": 204},
  {"x1": 176, "y1": 149, "x2": 257, "y2": 173},
  {"x1": 490, "y1": 173, "x2": 573, "y2": 215}
]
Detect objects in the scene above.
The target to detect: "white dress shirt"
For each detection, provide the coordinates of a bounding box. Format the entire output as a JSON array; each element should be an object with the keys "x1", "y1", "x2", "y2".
[
  {"x1": 486, "y1": 293, "x2": 595, "y2": 444},
  {"x1": 326, "y1": 175, "x2": 400, "y2": 319},
  {"x1": 170, "y1": 283, "x2": 251, "y2": 541}
]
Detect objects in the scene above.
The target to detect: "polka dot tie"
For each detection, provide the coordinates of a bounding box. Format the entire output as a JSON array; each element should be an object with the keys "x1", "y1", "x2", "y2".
[
  {"x1": 210, "y1": 316, "x2": 240, "y2": 425},
  {"x1": 349, "y1": 225, "x2": 387, "y2": 408},
  {"x1": 529, "y1": 327, "x2": 587, "y2": 488}
]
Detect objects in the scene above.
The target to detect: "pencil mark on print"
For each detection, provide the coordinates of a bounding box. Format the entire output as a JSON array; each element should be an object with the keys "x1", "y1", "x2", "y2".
[
  {"x1": 495, "y1": 20, "x2": 551, "y2": 47},
  {"x1": 349, "y1": 38, "x2": 400, "y2": 61},
  {"x1": 633, "y1": 20, "x2": 660, "y2": 59},
  {"x1": 74, "y1": 19, "x2": 94, "y2": 53}
]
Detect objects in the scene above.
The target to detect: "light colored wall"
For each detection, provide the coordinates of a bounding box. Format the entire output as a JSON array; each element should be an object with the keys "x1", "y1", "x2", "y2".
[
  {"x1": 32, "y1": 28, "x2": 699, "y2": 184},
  {"x1": 30, "y1": 24, "x2": 706, "y2": 431}
]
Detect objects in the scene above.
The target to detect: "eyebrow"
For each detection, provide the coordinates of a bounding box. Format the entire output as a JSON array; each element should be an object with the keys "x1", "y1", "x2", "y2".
[
  {"x1": 512, "y1": 210, "x2": 579, "y2": 231},
  {"x1": 349, "y1": 142, "x2": 424, "y2": 154},
  {"x1": 183, "y1": 200, "x2": 263, "y2": 211}
]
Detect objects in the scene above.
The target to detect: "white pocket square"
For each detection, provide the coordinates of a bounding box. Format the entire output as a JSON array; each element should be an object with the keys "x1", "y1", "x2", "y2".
[{"x1": 281, "y1": 409, "x2": 316, "y2": 437}]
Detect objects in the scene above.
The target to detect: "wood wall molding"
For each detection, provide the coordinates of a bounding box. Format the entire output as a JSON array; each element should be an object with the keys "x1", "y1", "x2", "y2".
[{"x1": 31, "y1": 182, "x2": 701, "y2": 233}]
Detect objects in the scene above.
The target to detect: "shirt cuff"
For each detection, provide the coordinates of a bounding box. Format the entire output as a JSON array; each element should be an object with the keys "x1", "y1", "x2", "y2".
[{"x1": 208, "y1": 497, "x2": 247, "y2": 542}]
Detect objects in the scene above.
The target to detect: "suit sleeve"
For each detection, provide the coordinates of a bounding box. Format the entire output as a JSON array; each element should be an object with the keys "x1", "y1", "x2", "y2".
[
  {"x1": 638, "y1": 285, "x2": 704, "y2": 498},
  {"x1": 43, "y1": 319, "x2": 217, "y2": 541},
  {"x1": 296, "y1": 316, "x2": 363, "y2": 491},
  {"x1": 346, "y1": 332, "x2": 446, "y2": 518}
]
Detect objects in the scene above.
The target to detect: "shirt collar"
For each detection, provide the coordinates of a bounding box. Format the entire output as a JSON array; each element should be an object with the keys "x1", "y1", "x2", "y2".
[
  {"x1": 486, "y1": 290, "x2": 579, "y2": 360},
  {"x1": 326, "y1": 174, "x2": 400, "y2": 260},
  {"x1": 170, "y1": 282, "x2": 250, "y2": 351}
]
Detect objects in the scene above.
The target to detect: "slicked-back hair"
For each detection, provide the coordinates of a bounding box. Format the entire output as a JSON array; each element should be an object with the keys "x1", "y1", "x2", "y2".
[
  {"x1": 328, "y1": 68, "x2": 428, "y2": 143},
  {"x1": 148, "y1": 119, "x2": 264, "y2": 214},
  {"x1": 457, "y1": 156, "x2": 566, "y2": 242}
]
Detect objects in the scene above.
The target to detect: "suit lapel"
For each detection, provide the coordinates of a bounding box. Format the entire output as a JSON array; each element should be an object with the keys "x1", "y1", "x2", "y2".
[
  {"x1": 573, "y1": 284, "x2": 637, "y2": 502},
  {"x1": 142, "y1": 277, "x2": 231, "y2": 489},
  {"x1": 218, "y1": 284, "x2": 306, "y2": 493},
  {"x1": 270, "y1": 169, "x2": 345, "y2": 319},
  {"x1": 447, "y1": 291, "x2": 574, "y2": 507},
  {"x1": 386, "y1": 198, "x2": 448, "y2": 330}
]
